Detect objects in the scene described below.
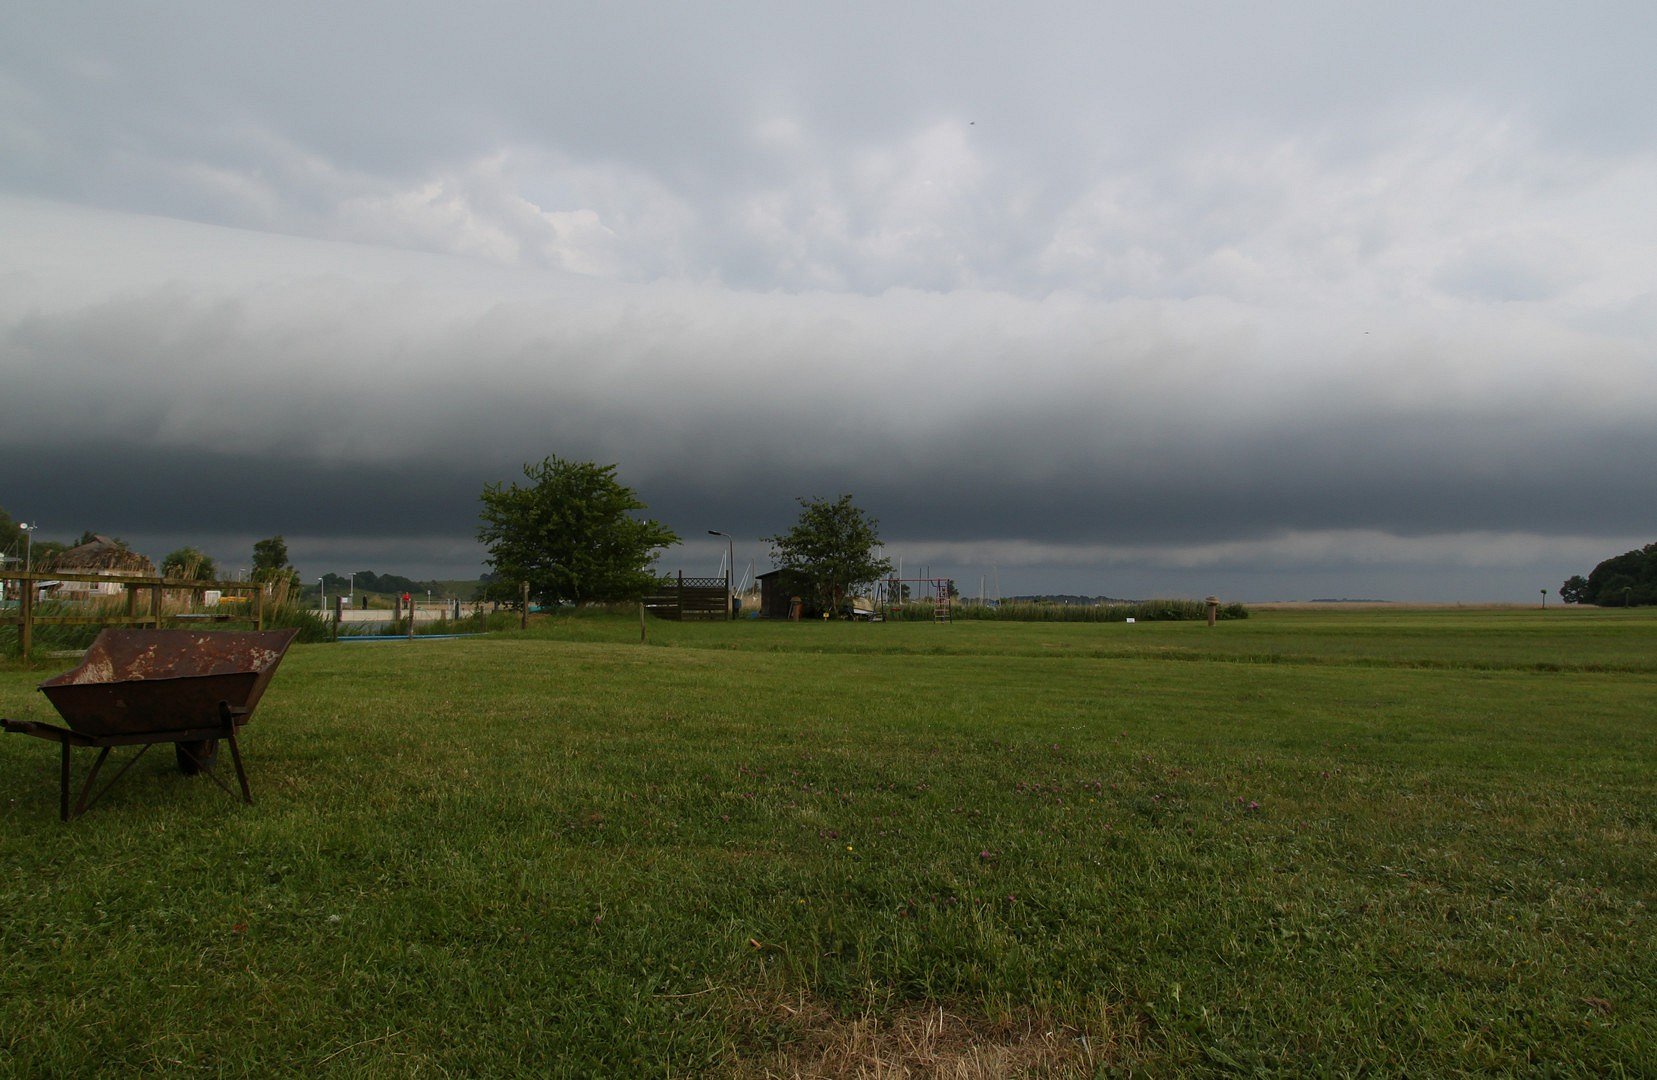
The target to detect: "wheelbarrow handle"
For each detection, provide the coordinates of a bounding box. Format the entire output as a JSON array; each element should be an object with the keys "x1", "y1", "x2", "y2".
[{"x1": 3, "y1": 718, "x2": 81, "y2": 741}]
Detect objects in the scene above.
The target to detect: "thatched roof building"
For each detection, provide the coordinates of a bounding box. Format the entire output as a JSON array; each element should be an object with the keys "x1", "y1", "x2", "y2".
[{"x1": 48, "y1": 535, "x2": 155, "y2": 574}]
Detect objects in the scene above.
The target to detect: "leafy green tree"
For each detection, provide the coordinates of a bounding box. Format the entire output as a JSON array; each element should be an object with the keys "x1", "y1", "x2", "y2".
[
  {"x1": 1590, "y1": 544, "x2": 1657, "y2": 607},
  {"x1": 162, "y1": 546, "x2": 218, "y2": 582},
  {"x1": 478, "y1": 456, "x2": 680, "y2": 606},
  {"x1": 27, "y1": 540, "x2": 67, "y2": 567},
  {"x1": 766, "y1": 494, "x2": 894, "y2": 616},
  {"x1": 251, "y1": 535, "x2": 299, "y2": 587},
  {"x1": 1559, "y1": 575, "x2": 1590, "y2": 605},
  {"x1": 0, "y1": 505, "x2": 17, "y2": 565},
  {"x1": 1566, "y1": 542, "x2": 1657, "y2": 606}
]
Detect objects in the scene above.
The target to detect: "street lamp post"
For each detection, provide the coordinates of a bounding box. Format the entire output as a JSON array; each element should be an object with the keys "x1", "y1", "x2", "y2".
[
  {"x1": 708, "y1": 530, "x2": 734, "y2": 620},
  {"x1": 19, "y1": 523, "x2": 36, "y2": 573}
]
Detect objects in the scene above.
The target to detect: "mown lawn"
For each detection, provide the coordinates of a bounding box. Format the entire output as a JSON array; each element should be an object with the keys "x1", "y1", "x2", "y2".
[{"x1": 1, "y1": 608, "x2": 1651, "y2": 1075}]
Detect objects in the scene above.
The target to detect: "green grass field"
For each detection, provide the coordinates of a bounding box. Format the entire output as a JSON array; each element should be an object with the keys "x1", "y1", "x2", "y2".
[{"x1": 1, "y1": 608, "x2": 1651, "y2": 1075}]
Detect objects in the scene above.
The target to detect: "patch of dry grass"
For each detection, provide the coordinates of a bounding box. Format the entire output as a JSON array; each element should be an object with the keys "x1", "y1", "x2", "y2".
[{"x1": 730, "y1": 990, "x2": 1133, "y2": 1078}]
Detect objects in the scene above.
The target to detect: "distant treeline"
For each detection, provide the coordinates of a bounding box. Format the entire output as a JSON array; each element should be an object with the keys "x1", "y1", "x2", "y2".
[
  {"x1": 318, "y1": 571, "x2": 463, "y2": 596},
  {"x1": 1561, "y1": 542, "x2": 1657, "y2": 607},
  {"x1": 993, "y1": 594, "x2": 1137, "y2": 606},
  {"x1": 898, "y1": 598, "x2": 1248, "y2": 622}
]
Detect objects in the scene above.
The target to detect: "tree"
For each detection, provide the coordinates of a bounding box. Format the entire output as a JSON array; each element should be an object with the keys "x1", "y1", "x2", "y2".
[
  {"x1": 477, "y1": 456, "x2": 680, "y2": 606},
  {"x1": 766, "y1": 494, "x2": 894, "y2": 616},
  {"x1": 162, "y1": 546, "x2": 218, "y2": 582},
  {"x1": 0, "y1": 504, "x2": 17, "y2": 565},
  {"x1": 1563, "y1": 542, "x2": 1657, "y2": 607},
  {"x1": 251, "y1": 535, "x2": 298, "y2": 587},
  {"x1": 1559, "y1": 575, "x2": 1590, "y2": 605}
]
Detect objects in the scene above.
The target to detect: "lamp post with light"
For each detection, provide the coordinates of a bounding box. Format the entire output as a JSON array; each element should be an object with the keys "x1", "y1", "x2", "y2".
[
  {"x1": 708, "y1": 530, "x2": 734, "y2": 620},
  {"x1": 19, "y1": 523, "x2": 36, "y2": 573}
]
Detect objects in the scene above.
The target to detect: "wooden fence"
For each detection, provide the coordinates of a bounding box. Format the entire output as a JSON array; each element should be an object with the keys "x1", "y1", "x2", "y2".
[
  {"x1": 643, "y1": 573, "x2": 730, "y2": 620},
  {"x1": 0, "y1": 569, "x2": 267, "y2": 660}
]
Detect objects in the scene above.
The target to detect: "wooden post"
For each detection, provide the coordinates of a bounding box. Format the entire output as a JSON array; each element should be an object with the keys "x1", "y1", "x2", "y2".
[
  {"x1": 1206, "y1": 596, "x2": 1220, "y2": 627},
  {"x1": 254, "y1": 585, "x2": 265, "y2": 631},
  {"x1": 20, "y1": 571, "x2": 34, "y2": 662},
  {"x1": 150, "y1": 581, "x2": 161, "y2": 628},
  {"x1": 520, "y1": 581, "x2": 530, "y2": 629},
  {"x1": 332, "y1": 595, "x2": 342, "y2": 642},
  {"x1": 639, "y1": 602, "x2": 647, "y2": 645}
]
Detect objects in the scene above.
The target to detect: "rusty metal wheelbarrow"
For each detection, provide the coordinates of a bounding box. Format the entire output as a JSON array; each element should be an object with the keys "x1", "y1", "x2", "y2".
[{"x1": 2, "y1": 628, "x2": 299, "y2": 820}]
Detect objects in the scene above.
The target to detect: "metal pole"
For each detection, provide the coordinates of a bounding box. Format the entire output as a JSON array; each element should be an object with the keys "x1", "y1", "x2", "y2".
[{"x1": 708, "y1": 531, "x2": 734, "y2": 619}]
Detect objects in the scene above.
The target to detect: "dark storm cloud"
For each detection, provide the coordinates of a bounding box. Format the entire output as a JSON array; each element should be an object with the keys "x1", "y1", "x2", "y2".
[{"x1": 4, "y1": 196, "x2": 1653, "y2": 596}]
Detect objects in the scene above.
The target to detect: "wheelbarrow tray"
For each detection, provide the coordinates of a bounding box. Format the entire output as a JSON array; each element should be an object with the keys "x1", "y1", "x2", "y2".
[
  {"x1": 38, "y1": 671, "x2": 262, "y2": 739},
  {"x1": 37, "y1": 629, "x2": 298, "y2": 738}
]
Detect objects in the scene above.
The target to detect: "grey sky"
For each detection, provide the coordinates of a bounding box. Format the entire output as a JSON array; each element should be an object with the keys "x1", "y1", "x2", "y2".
[{"x1": 3, "y1": 4, "x2": 1654, "y2": 600}]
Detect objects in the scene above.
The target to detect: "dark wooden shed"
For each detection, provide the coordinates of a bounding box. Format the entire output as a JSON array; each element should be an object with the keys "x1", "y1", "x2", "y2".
[{"x1": 756, "y1": 569, "x2": 810, "y2": 619}]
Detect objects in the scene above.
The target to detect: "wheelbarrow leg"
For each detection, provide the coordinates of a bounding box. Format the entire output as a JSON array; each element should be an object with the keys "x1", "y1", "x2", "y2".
[
  {"x1": 74, "y1": 747, "x2": 114, "y2": 819},
  {"x1": 226, "y1": 732, "x2": 253, "y2": 805},
  {"x1": 216, "y1": 701, "x2": 253, "y2": 805},
  {"x1": 67, "y1": 744, "x2": 154, "y2": 820},
  {"x1": 59, "y1": 736, "x2": 71, "y2": 822}
]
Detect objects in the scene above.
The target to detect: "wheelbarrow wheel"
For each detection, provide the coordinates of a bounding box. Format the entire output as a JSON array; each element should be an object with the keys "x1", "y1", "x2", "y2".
[{"x1": 176, "y1": 739, "x2": 219, "y2": 775}]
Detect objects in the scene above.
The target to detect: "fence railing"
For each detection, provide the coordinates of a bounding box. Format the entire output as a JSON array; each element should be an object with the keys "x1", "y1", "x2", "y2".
[{"x1": 0, "y1": 569, "x2": 267, "y2": 660}]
